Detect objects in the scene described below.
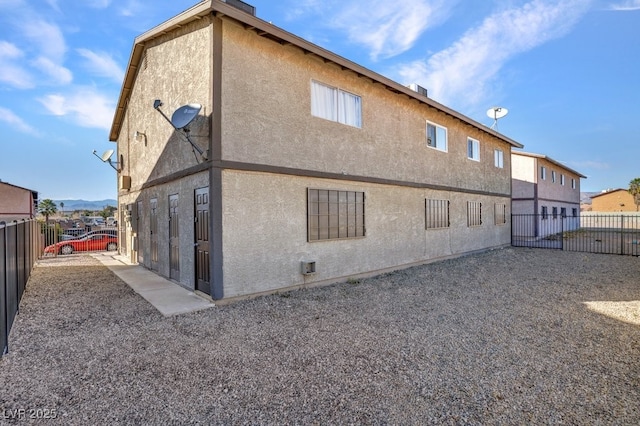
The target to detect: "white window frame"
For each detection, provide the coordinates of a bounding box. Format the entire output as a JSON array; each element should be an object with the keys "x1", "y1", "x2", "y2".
[
  {"x1": 572, "y1": 178, "x2": 576, "y2": 189},
  {"x1": 426, "y1": 121, "x2": 448, "y2": 152},
  {"x1": 467, "y1": 137, "x2": 480, "y2": 161},
  {"x1": 561, "y1": 174, "x2": 565, "y2": 185},
  {"x1": 552, "y1": 171, "x2": 557, "y2": 183},
  {"x1": 494, "y1": 149, "x2": 504, "y2": 168},
  {"x1": 541, "y1": 166, "x2": 546, "y2": 180},
  {"x1": 311, "y1": 80, "x2": 362, "y2": 128}
]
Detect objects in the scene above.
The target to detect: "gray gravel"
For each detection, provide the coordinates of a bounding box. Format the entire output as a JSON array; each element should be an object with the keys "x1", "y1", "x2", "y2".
[{"x1": 1, "y1": 248, "x2": 639, "y2": 425}]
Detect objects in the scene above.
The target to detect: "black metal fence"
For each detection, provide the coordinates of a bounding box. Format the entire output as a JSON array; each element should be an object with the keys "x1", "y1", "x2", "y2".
[
  {"x1": 512, "y1": 213, "x2": 640, "y2": 256},
  {"x1": 1, "y1": 219, "x2": 40, "y2": 357}
]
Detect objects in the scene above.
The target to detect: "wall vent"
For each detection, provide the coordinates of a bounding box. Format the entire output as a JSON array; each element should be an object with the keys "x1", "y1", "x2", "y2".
[
  {"x1": 221, "y1": 0, "x2": 256, "y2": 16},
  {"x1": 301, "y1": 261, "x2": 316, "y2": 275},
  {"x1": 408, "y1": 83, "x2": 428, "y2": 98}
]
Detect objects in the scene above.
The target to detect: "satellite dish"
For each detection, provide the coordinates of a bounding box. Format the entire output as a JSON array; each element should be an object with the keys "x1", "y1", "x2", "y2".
[
  {"x1": 92, "y1": 149, "x2": 120, "y2": 171},
  {"x1": 171, "y1": 103, "x2": 202, "y2": 130},
  {"x1": 487, "y1": 107, "x2": 508, "y2": 130},
  {"x1": 101, "y1": 149, "x2": 114, "y2": 162}
]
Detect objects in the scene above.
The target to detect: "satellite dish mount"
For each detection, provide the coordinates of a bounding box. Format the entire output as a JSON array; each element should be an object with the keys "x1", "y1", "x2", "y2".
[
  {"x1": 486, "y1": 107, "x2": 508, "y2": 131},
  {"x1": 92, "y1": 149, "x2": 120, "y2": 172},
  {"x1": 153, "y1": 99, "x2": 208, "y2": 161}
]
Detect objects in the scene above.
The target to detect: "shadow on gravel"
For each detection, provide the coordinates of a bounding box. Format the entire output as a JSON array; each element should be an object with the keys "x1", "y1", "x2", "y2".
[{"x1": 1, "y1": 248, "x2": 639, "y2": 424}]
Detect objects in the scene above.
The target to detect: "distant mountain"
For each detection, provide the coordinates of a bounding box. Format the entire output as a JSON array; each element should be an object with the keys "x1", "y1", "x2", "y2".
[
  {"x1": 580, "y1": 192, "x2": 600, "y2": 204},
  {"x1": 53, "y1": 199, "x2": 117, "y2": 211}
]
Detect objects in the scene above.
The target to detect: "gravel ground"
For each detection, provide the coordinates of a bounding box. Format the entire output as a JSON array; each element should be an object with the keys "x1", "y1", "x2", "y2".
[{"x1": 1, "y1": 248, "x2": 639, "y2": 425}]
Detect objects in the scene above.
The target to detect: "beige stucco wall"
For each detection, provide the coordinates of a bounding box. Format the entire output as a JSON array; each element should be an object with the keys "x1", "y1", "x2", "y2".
[
  {"x1": 221, "y1": 169, "x2": 511, "y2": 298},
  {"x1": 117, "y1": 19, "x2": 212, "y2": 191},
  {"x1": 220, "y1": 19, "x2": 512, "y2": 196},
  {"x1": 115, "y1": 18, "x2": 212, "y2": 289},
  {"x1": 0, "y1": 184, "x2": 33, "y2": 221},
  {"x1": 537, "y1": 158, "x2": 581, "y2": 205},
  {"x1": 591, "y1": 190, "x2": 637, "y2": 212}
]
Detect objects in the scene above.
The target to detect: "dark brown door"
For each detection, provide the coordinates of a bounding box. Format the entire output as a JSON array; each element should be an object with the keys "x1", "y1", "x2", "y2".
[
  {"x1": 169, "y1": 194, "x2": 180, "y2": 281},
  {"x1": 194, "y1": 187, "x2": 210, "y2": 295},
  {"x1": 150, "y1": 198, "x2": 158, "y2": 271}
]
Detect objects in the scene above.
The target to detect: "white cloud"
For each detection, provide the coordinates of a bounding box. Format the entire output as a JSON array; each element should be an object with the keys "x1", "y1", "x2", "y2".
[
  {"x1": 0, "y1": 41, "x2": 34, "y2": 88},
  {"x1": 38, "y1": 87, "x2": 115, "y2": 130},
  {"x1": 0, "y1": 107, "x2": 40, "y2": 136},
  {"x1": 33, "y1": 56, "x2": 73, "y2": 85},
  {"x1": 608, "y1": 0, "x2": 640, "y2": 10},
  {"x1": 22, "y1": 19, "x2": 67, "y2": 60},
  {"x1": 332, "y1": 0, "x2": 454, "y2": 60},
  {"x1": 398, "y1": 0, "x2": 592, "y2": 108},
  {"x1": 77, "y1": 48, "x2": 125, "y2": 83}
]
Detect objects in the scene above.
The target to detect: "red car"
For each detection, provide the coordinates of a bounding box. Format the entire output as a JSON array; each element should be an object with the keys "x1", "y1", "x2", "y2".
[{"x1": 44, "y1": 233, "x2": 118, "y2": 255}]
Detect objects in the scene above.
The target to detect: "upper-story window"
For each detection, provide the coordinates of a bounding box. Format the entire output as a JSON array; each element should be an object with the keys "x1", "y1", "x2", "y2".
[
  {"x1": 552, "y1": 171, "x2": 557, "y2": 183},
  {"x1": 311, "y1": 81, "x2": 362, "y2": 128},
  {"x1": 467, "y1": 138, "x2": 480, "y2": 161},
  {"x1": 561, "y1": 174, "x2": 565, "y2": 185},
  {"x1": 494, "y1": 149, "x2": 504, "y2": 168},
  {"x1": 426, "y1": 121, "x2": 448, "y2": 152},
  {"x1": 572, "y1": 178, "x2": 576, "y2": 189},
  {"x1": 541, "y1": 166, "x2": 546, "y2": 180}
]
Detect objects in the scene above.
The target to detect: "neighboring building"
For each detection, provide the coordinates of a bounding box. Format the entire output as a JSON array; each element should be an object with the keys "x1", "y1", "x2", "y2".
[
  {"x1": 109, "y1": 0, "x2": 523, "y2": 301},
  {"x1": 511, "y1": 151, "x2": 585, "y2": 238},
  {"x1": 590, "y1": 189, "x2": 638, "y2": 212},
  {"x1": 0, "y1": 181, "x2": 38, "y2": 223}
]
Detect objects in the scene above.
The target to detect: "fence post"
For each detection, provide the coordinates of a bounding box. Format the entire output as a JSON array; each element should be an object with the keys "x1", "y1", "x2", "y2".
[{"x1": 620, "y1": 215, "x2": 625, "y2": 256}]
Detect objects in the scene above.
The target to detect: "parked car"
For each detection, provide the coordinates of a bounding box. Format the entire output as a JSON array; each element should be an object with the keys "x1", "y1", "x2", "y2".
[
  {"x1": 44, "y1": 233, "x2": 118, "y2": 255},
  {"x1": 60, "y1": 228, "x2": 118, "y2": 241},
  {"x1": 61, "y1": 228, "x2": 85, "y2": 239}
]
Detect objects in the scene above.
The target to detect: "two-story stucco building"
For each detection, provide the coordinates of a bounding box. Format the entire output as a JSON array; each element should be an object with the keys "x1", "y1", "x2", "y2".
[
  {"x1": 511, "y1": 151, "x2": 585, "y2": 239},
  {"x1": 109, "y1": 0, "x2": 523, "y2": 301}
]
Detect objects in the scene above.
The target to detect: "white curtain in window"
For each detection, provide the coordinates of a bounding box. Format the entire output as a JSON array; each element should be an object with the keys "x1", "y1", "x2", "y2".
[
  {"x1": 311, "y1": 81, "x2": 337, "y2": 122},
  {"x1": 338, "y1": 90, "x2": 362, "y2": 128}
]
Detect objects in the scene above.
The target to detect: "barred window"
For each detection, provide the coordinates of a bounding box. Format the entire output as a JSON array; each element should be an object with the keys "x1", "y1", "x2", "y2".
[
  {"x1": 572, "y1": 208, "x2": 578, "y2": 217},
  {"x1": 541, "y1": 206, "x2": 548, "y2": 220},
  {"x1": 467, "y1": 201, "x2": 482, "y2": 227},
  {"x1": 308, "y1": 189, "x2": 365, "y2": 241},
  {"x1": 561, "y1": 207, "x2": 567, "y2": 218},
  {"x1": 552, "y1": 207, "x2": 558, "y2": 219},
  {"x1": 426, "y1": 199, "x2": 450, "y2": 229},
  {"x1": 495, "y1": 203, "x2": 507, "y2": 225}
]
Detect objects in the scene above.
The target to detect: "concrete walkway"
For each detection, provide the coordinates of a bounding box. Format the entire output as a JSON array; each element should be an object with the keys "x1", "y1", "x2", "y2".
[{"x1": 91, "y1": 252, "x2": 214, "y2": 316}]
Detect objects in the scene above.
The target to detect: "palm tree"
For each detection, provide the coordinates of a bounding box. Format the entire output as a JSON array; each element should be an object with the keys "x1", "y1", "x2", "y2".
[
  {"x1": 629, "y1": 178, "x2": 640, "y2": 212},
  {"x1": 59, "y1": 201, "x2": 64, "y2": 216},
  {"x1": 38, "y1": 199, "x2": 58, "y2": 222}
]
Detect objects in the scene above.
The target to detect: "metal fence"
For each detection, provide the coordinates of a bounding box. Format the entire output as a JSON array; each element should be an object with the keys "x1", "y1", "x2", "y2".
[
  {"x1": 1, "y1": 219, "x2": 40, "y2": 357},
  {"x1": 512, "y1": 213, "x2": 640, "y2": 256}
]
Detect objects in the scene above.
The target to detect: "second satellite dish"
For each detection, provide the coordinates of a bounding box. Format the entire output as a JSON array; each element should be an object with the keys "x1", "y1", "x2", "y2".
[
  {"x1": 101, "y1": 149, "x2": 115, "y2": 162},
  {"x1": 487, "y1": 107, "x2": 508, "y2": 130},
  {"x1": 171, "y1": 104, "x2": 202, "y2": 130}
]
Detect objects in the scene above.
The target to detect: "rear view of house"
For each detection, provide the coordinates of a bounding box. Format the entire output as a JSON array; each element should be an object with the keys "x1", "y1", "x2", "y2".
[{"x1": 110, "y1": 0, "x2": 523, "y2": 301}]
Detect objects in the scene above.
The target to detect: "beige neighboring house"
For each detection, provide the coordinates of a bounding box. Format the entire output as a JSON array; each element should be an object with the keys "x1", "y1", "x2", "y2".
[
  {"x1": 590, "y1": 189, "x2": 638, "y2": 212},
  {"x1": 0, "y1": 181, "x2": 38, "y2": 223},
  {"x1": 109, "y1": 0, "x2": 523, "y2": 301},
  {"x1": 511, "y1": 151, "x2": 585, "y2": 238}
]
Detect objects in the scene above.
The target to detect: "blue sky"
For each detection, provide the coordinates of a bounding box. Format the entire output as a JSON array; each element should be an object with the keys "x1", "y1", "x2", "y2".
[{"x1": 0, "y1": 0, "x2": 638, "y2": 200}]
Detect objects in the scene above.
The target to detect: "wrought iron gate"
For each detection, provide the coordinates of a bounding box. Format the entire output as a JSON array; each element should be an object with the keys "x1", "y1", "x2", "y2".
[{"x1": 512, "y1": 213, "x2": 640, "y2": 256}]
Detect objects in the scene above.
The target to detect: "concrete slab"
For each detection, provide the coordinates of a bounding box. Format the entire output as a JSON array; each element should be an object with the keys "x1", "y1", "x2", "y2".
[{"x1": 91, "y1": 253, "x2": 215, "y2": 317}]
